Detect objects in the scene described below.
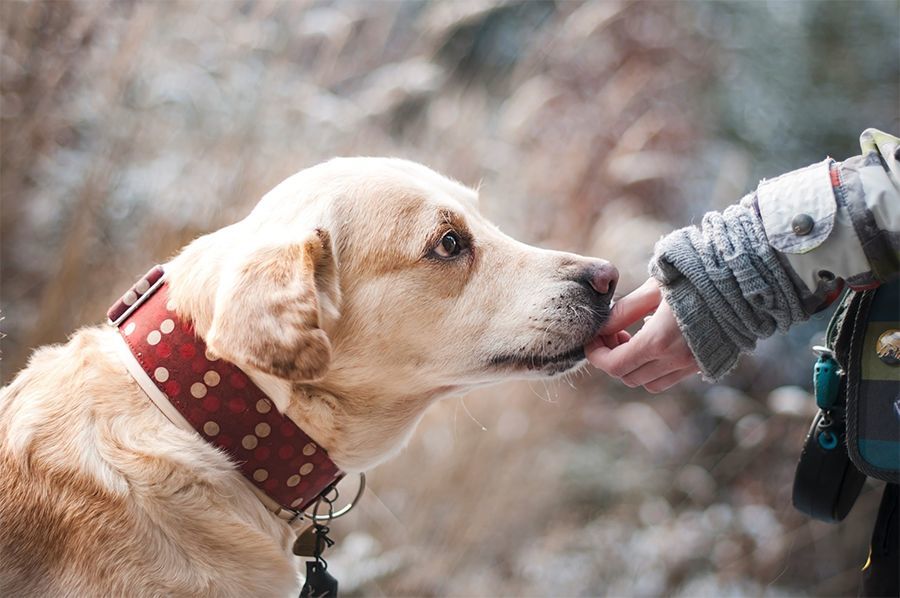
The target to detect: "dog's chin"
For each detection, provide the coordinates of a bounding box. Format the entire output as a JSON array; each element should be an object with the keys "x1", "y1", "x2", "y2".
[
  {"x1": 489, "y1": 345, "x2": 587, "y2": 377},
  {"x1": 488, "y1": 307, "x2": 609, "y2": 378}
]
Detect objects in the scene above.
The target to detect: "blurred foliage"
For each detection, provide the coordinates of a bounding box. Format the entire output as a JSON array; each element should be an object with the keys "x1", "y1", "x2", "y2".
[{"x1": 1, "y1": 0, "x2": 897, "y2": 596}]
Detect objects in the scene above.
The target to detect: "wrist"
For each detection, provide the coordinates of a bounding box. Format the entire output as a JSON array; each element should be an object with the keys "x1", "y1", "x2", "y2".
[{"x1": 656, "y1": 276, "x2": 741, "y2": 381}]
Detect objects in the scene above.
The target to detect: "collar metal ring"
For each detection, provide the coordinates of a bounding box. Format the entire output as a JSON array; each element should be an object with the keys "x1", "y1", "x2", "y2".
[{"x1": 304, "y1": 473, "x2": 366, "y2": 522}]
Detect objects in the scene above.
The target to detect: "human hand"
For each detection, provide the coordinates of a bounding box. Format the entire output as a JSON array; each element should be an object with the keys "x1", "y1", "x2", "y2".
[{"x1": 585, "y1": 278, "x2": 699, "y2": 393}]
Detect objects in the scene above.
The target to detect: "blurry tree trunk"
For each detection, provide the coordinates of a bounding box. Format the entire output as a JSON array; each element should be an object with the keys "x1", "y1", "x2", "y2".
[{"x1": 24, "y1": 7, "x2": 151, "y2": 355}]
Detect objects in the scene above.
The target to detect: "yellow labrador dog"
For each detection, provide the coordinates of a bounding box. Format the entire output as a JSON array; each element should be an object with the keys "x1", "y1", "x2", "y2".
[{"x1": 0, "y1": 158, "x2": 617, "y2": 596}]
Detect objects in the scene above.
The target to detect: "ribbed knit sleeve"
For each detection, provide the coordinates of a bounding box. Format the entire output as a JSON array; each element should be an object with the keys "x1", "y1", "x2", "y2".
[{"x1": 649, "y1": 197, "x2": 810, "y2": 381}]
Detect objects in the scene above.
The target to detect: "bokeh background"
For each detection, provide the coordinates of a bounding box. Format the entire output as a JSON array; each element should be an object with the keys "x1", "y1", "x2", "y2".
[{"x1": 2, "y1": 0, "x2": 898, "y2": 595}]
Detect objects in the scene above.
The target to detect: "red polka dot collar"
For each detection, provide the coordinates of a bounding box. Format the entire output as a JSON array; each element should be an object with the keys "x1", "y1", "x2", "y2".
[{"x1": 108, "y1": 266, "x2": 343, "y2": 521}]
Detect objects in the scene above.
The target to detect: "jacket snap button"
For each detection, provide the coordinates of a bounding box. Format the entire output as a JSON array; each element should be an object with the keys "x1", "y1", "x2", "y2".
[{"x1": 791, "y1": 214, "x2": 815, "y2": 236}]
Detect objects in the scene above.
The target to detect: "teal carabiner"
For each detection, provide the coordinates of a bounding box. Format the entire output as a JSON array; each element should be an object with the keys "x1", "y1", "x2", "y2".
[{"x1": 812, "y1": 346, "x2": 841, "y2": 410}]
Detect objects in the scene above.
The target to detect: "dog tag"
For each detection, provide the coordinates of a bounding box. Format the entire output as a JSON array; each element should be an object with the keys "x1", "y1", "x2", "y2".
[
  {"x1": 292, "y1": 526, "x2": 320, "y2": 558},
  {"x1": 300, "y1": 560, "x2": 338, "y2": 598}
]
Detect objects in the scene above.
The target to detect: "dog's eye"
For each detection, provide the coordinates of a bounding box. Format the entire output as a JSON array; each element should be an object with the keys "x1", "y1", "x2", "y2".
[{"x1": 434, "y1": 231, "x2": 462, "y2": 259}]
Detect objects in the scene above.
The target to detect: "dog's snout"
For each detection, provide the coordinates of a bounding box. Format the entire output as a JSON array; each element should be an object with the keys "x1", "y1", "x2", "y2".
[{"x1": 580, "y1": 260, "x2": 619, "y2": 299}]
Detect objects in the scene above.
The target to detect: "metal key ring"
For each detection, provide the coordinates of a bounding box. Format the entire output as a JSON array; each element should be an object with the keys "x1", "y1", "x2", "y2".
[{"x1": 304, "y1": 473, "x2": 366, "y2": 522}]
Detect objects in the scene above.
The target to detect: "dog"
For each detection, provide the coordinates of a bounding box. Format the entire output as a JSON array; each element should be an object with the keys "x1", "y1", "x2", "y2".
[{"x1": 0, "y1": 157, "x2": 617, "y2": 596}]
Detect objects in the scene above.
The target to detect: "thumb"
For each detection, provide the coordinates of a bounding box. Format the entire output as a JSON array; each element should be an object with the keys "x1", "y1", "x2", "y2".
[{"x1": 599, "y1": 277, "x2": 662, "y2": 334}]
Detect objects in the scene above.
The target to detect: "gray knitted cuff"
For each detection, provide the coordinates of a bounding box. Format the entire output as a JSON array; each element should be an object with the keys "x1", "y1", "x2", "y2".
[{"x1": 650, "y1": 197, "x2": 809, "y2": 381}]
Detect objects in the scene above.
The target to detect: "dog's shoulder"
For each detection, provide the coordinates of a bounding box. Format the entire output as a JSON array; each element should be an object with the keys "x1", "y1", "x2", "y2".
[
  {"x1": 0, "y1": 327, "x2": 140, "y2": 593},
  {"x1": 0, "y1": 327, "x2": 299, "y2": 596},
  {"x1": 1, "y1": 326, "x2": 138, "y2": 457}
]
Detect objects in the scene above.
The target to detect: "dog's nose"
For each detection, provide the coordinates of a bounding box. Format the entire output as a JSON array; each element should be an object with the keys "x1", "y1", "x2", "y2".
[{"x1": 581, "y1": 260, "x2": 619, "y2": 298}]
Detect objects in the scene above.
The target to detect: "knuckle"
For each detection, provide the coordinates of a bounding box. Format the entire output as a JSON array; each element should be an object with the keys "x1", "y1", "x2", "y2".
[
  {"x1": 588, "y1": 355, "x2": 611, "y2": 372},
  {"x1": 646, "y1": 336, "x2": 666, "y2": 353},
  {"x1": 609, "y1": 364, "x2": 628, "y2": 378}
]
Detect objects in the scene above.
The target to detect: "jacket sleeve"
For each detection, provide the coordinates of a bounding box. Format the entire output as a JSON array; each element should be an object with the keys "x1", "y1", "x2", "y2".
[
  {"x1": 649, "y1": 129, "x2": 900, "y2": 381},
  {"x1": 757, "y1": 128, "x2": 900, "y2": 309}
]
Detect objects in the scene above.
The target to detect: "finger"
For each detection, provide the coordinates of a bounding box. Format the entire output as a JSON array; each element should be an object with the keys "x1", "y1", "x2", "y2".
[
  {"x1": 599, "y1": 278, "x2": 662, "y2": 334},
  {"x1": 601, "y1": 333, "x2": 621, "y2": 349},
  {"x1": 620, "y1": 359, "x2": 680, "y2": 388},
  {"x1": 598, "y1": 331, "x2": 632, "y2": 349},
  {"x1": 643, "y1": 366, "x2": 698, "y2": 394},
  {"x1": 586, "y1": 339, "x2": 653, "y2": 378},
  {"x1": 585, "y1": 342, "x2": 611, "y2": 367}
]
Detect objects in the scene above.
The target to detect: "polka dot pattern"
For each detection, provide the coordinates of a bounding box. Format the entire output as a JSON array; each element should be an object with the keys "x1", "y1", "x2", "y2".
[
  {"x1": 204, "y1": 371, "x2": 221, "y2": 387},
  {"x1": 114, "y1": 279, "x2": 343, "y2": 513},
  {"x1": 106, "y1": 266, "x2": 165, "y2": 324},
  {"x1": 135, "y1": 278, "x2": 151, "y2": 294}
]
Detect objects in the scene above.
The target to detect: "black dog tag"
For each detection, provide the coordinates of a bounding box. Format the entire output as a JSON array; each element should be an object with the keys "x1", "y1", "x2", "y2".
[
  {"x1": 293, "y1": 526, "x2": 320, "y2": 558},
  {"x1": 793, "y1": 409, "x2": 866, "y2": 522},
  {"x1": 300, "y1": 560, "x2": 338, "y2": 598}
]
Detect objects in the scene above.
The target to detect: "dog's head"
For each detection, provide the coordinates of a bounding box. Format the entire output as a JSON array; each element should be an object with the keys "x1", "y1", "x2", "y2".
[{"x1": 168, "y1": 158, "x2": 616, "y2": 469}]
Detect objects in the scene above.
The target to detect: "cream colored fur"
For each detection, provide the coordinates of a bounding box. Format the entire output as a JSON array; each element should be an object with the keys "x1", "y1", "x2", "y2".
[{"x1": 0, "y1": 158, "x2": 613, "y2": 596}]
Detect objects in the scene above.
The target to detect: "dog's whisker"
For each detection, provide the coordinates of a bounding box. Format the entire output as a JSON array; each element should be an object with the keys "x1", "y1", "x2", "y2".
[
  {"x1": 525, "y1": 381, "x2": 547, "y2": 403},
  {"x1": 452, "y1": 397, "x2": 460, "y2": 441},
  {"x1": 540, "y1": 379, "x2": 558, "y2": 404},
  {"x1": 459, "y1": 397, "x2": 487, "y2": 432}
]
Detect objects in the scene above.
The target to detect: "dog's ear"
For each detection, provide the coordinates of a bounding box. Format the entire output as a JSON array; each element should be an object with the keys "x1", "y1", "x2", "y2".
[{"x1": 205, "y1": 229, "x2": 339, "y2": 382}]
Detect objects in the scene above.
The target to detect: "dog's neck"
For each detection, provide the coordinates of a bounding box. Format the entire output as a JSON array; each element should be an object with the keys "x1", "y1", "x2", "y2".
[
  {"x1": 164, "y1": 244, "x2": 437, "y2": 474},
  {"x1": 110, "y1": 274, "x2": 346, "y2": 518},
  {"x1": 165, "y1": 230, "x2": 227, "y2": 339},
  {"x1": 283, "y1": 384, "x2": 440, "y2": 473},
  {"x1": 189, "y1": 364, "x2": 436, "y2": 474}
]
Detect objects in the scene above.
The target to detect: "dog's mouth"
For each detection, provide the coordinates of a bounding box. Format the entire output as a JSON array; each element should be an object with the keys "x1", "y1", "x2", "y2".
[
  {"x1": 489, "y1": 344, "x2": 587, "y2": 376},
  {"x1": 487, "y1": 297, "x2": 610, "y2": 377}
]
